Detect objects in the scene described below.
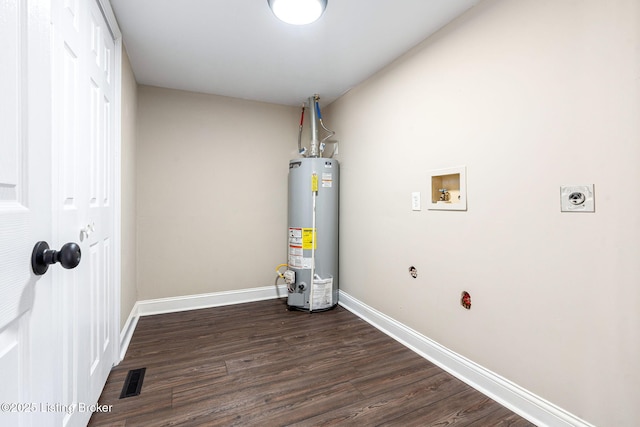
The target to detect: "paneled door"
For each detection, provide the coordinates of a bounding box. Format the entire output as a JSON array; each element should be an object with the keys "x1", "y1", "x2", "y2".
[
  {"x1": 0, "y1": 0, "x2": 119, "y2": 426},
  {"x1": 52, "y1": 0, "x2": 119, "y2": 425},
  {"x1": 0, "y1": 0, "x2": 57, "y2": 426}
]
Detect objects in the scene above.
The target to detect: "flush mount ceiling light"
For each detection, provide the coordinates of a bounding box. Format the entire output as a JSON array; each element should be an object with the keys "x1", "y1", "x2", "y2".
[{"x1": 268, "y1": 0, "x2": 328, "y2": 25}]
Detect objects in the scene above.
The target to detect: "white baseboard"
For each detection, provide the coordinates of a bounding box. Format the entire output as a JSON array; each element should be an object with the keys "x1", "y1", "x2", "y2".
[
  {"x1": 119, "y1": 304, "x2": 140, "y2": 362},
  {"x1": 338, "y1": 291, "x2": 595, "y2": 427},
  {"x1": 135, "y1": 285, "x2": 288, "y2": 317},
  {"x1": 119, "y1": 284, "x2": 287, "y2": 361}
]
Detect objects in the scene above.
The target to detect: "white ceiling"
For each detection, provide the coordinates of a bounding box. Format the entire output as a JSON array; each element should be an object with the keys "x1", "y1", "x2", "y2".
[{"x1": 109, "y1": 0, "x2": 480, "y2": 106}]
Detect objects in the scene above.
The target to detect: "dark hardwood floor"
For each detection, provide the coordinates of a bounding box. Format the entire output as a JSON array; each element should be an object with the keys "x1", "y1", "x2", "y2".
[{"x1": 89, "y1": 299, "x2": 535, "y2": 426}]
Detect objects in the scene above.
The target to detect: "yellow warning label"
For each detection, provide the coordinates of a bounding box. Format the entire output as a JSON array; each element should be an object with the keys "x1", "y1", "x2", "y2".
[
  {"x1": 302, "y1": 228, "x2": 316, "y2": 250},
  {"x1": 311, "y1": 174, "x2": 318, "y2": 192}
]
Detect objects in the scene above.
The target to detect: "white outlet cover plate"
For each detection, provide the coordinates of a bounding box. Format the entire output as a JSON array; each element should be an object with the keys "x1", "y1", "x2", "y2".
[
  {"x1": 560, "y1": 184, "x2": 595, "y2": 212},
  {"x1": 411, "y1": 192, "x2": 421, "y2": 211}
]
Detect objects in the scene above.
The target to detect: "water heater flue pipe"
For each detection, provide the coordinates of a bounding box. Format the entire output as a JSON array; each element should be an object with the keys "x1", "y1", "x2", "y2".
[{"x1": 297, "y1": 94, "x2": 336, "y2": 158}]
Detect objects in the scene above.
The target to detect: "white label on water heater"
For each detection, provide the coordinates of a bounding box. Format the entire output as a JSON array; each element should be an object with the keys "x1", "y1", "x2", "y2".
[
  {"x1": 288, "y1": 227, "x2": 315, "y2": 269},
  {"x1": 287, "y1": 254, "x2": 313, "y2": 269},
  {"x1": 289, "y1": 227, "x2": 302, "y2": 239},
  {"x1": 288, "y1": 227, "x2": 303, "y2": 267},
  {"x1": 322, "y1": 173, "x2": 333, "y2": 188},
  {"x1": 288, "y1": 256, "x2": 301, "y2": 268}
]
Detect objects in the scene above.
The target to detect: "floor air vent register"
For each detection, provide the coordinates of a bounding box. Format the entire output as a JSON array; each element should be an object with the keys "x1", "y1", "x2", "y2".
[{"x1": 119, "y1": 368, "x2": 146, "y2": 399}]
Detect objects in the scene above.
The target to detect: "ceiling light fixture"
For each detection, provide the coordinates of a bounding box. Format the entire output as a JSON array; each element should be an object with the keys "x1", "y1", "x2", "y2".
[{"x1": 267, "y1": 0, "x2": 327, "y2": 25}]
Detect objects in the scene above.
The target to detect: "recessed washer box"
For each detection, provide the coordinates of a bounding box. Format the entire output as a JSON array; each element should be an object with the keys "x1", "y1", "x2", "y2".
[
  {"x1": 428, "y1": 166, "x2": 467, "y2": 211},
  {"x1": 560, "y1": 184, "x2": 595, "y2": 212}
]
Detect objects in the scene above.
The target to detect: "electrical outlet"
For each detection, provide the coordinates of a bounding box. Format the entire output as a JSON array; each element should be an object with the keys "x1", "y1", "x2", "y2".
[
  {"x1": 411, "y1": 192, "x2": 421, "y2": 211},
  {"x1": 560, "y1": 184, "x2": 594, "y2": 212}
]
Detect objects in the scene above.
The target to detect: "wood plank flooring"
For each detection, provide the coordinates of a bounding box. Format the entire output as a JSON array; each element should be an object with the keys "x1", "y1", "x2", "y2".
[{"x1": 89, "y1": 299, "x2": 536, "y2": 426}]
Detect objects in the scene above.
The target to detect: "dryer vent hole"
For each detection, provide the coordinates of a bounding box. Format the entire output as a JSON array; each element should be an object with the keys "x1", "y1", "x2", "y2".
[{"x1": 461, "y1": 291, "x2": 471, "y2": 309}]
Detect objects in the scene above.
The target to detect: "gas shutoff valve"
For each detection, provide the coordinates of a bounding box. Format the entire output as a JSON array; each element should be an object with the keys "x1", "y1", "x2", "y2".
[{"x1": 283, "y1": 270, "x2": 296, "y2": 285}]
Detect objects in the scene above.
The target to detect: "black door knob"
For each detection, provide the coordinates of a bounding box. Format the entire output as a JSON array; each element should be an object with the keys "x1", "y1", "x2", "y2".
[{"x1": 31, "y1": 241, "x2": 82, "y2": 276}]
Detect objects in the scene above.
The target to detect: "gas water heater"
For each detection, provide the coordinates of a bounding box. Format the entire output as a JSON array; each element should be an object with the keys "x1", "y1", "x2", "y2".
[{"x1": 285, "y1": 95, "x2": 339, "y2": 311}]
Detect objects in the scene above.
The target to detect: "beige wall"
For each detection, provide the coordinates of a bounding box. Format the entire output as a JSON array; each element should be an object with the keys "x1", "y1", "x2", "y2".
[
  {"x1": 325, "y1": 0, "x2": 640, "y2": 426},
  {"x1": 136, "y1": 86, "x2": 298, "y2": 300},
  {"x1": 120, "y1": 45, "x2": 138, "y2": 328}
]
